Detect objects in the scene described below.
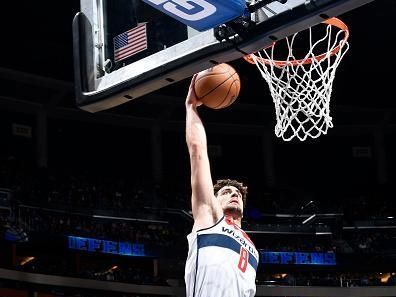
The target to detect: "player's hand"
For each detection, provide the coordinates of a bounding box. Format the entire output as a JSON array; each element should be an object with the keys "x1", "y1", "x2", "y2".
[{"x1": 185, "y1": 74, "x2": 202, "y2": 108}]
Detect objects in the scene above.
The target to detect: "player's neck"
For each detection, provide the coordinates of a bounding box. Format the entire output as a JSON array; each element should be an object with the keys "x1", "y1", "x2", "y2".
[{"x1": 225, "y1": 214, "x2": 242, "y2": 228}]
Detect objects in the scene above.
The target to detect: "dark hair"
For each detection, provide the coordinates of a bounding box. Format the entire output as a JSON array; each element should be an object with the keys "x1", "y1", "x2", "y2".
[{"x1": 213, "y1": 179, "x2": 248, "y2": 205}]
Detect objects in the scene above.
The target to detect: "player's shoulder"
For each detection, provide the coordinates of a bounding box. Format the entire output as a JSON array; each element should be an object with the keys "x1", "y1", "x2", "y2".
[{"x1": 192, "y1": 214, "x2": 224, "y2": 232}]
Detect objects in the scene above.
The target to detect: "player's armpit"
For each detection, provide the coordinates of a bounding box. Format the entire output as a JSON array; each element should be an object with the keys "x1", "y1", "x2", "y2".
[{"x1": 191, "y1": 203, "x2": 220, "y2": 231}]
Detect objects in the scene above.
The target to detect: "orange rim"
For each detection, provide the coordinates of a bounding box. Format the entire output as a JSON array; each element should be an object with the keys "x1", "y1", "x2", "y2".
[{"x1": 243, "y1": 17, "x2": 349, "y2": 67}]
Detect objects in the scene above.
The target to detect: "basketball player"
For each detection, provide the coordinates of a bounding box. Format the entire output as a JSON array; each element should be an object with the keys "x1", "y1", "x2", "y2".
[{"x1": 184, "y1": 74, "x2": 259, "y2": 297}]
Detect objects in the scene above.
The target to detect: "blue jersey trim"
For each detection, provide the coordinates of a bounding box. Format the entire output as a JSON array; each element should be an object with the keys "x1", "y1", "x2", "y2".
[
  {"x1": 197, "y1": 233, "x2": 258, "y2": 271},
  {"x1": 193, "y1": 246, "x2": 199, "y2": 297}
]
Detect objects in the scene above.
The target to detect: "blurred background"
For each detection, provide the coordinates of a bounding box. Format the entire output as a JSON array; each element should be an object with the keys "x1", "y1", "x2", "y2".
[{"x1": 0, "y1": 0, "x2": 395, "y2": 296}]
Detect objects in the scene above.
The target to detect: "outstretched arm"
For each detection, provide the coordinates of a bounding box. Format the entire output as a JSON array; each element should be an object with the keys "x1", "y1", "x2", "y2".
[{"x1": 185, "y1": 75, "x2": 222, "y2": 231}]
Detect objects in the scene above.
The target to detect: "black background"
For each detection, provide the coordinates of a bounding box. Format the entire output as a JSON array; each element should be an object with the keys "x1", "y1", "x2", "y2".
[{"x1": 0, "y1": 0, "x2": 395, "y2": 210}]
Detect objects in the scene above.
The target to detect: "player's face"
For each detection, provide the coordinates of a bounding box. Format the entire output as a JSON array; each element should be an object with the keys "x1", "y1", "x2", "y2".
[{"x1": 217, "y1": 186, "x2": 243, "y2": 217}]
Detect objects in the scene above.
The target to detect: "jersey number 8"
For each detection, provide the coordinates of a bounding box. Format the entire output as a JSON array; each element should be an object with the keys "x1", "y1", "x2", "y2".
[{"x1": 238, "y1": 247, "x2": 249, "y2": 273}]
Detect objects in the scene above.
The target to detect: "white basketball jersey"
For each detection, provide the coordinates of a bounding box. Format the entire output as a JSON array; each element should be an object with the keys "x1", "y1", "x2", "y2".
[{"x1": 185, "y1": 216, "x2": 259, "y2": 297}]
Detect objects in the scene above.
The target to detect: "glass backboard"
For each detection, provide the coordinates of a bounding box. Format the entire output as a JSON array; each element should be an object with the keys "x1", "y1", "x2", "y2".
[{"x1": 73, "y1": 0, "x2": 374, "y2": 112}]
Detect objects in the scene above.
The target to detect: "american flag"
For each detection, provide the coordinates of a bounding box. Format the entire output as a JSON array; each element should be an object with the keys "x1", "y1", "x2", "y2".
[{"x1": 113, "y1": 23, "x2": 147, "y2": 63}]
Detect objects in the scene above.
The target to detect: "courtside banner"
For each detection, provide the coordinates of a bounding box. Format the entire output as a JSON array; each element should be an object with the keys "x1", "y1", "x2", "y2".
[
  {"x1": 141, "y1": 0, "x2": 246, "y2": 31},
  {"x1": 68, "y1": 236, "x2": 146, "y2": 257},
  {"x1": 260, "y1": 251, "x2": 336, "y2": 265}
]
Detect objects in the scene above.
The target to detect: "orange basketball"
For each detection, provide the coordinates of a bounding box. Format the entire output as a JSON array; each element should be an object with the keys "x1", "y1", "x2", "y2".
[{"x1": 194, "y1": 63, "x2": 240, "y2": 109}]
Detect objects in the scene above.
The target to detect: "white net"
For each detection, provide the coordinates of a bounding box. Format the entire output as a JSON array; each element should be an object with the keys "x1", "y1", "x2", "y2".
[{"x1": 246, "y1": 18, "x2": 349, "y2": 141}]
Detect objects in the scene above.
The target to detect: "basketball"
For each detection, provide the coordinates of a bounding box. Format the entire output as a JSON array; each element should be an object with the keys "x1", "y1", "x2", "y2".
[{"x1": 194, "y1": 63, "x2": 240, "y2": 109}]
